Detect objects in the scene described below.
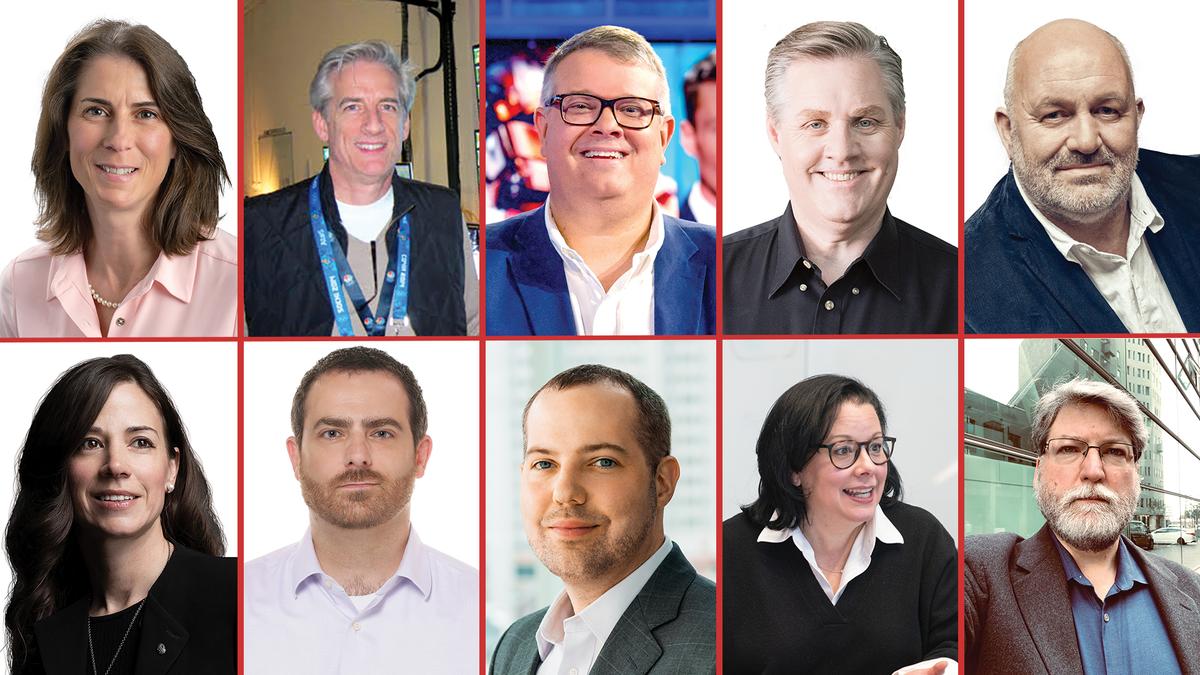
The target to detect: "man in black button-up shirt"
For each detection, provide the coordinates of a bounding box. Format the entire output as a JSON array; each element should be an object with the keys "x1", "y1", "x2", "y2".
[{"x1": 723, "y1": 21, "x2": 957, "y2": 335}]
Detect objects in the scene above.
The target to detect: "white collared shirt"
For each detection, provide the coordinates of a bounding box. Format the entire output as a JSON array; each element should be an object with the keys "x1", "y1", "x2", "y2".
[
  {"x1": 244, "y1": 528, "x2": 478, "y2": 674},
  {"x1": 534, "y1": 538, "x2": 673, "y2": 675},
  {"x1": 1015, "y1": 173, "x2": 1185, "y2": 332},
  {"x1": 544, "y1": 198, "x2": 663, "y2": 335},
  {"x1": 757, "y1": 505, "x2": 903, "y2": 604},
  {"x1": 685, "y1": 183, "x2": 716, "y2": 226}
]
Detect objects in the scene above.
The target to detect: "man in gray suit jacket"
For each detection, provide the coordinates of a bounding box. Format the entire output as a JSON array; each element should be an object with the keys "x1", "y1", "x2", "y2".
[
  {"x1": 491, "y1": 365, "x2": 715, "y2": 675},
  {"x1": 965, "y1": 379, "x2": 1200, "y2": 674}
]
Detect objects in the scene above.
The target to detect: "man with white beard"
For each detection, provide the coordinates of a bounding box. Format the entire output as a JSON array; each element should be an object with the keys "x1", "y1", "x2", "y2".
[
  {"x1": 965, "y1": 19, "x2": 1200, "y2": 333},
  {"x1": 965, "y1": 379, "x2": 1200, "y2": 674}
]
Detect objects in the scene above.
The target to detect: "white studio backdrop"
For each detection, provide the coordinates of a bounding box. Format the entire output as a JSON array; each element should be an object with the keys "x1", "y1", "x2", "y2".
[
  {"x1": 965, "y1": 2, "x2": 1200, "y2": 216},
  {"x1": 0, "y1": 340, "x2": 239, "y2": 652},
  {"x1": 243, "y1": 341, "x2": 480, "y2": 567},
  {"x1": 2, "y1": 0, "x2": 238, "y2": 267},
  {"x1": 722, "y1": 339, "x2": 959, "y2": 542},
  {"x1": 722, "y1": 0, "x2": 957, "y2": 244}
]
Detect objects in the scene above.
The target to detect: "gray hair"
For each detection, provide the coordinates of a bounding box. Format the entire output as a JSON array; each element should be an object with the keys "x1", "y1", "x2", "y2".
[
  {"x1": 765, "y1": 21, "x2": 905, "y2": 123},
  {"x1": 1031, "y1": 379, "x2": 1147, "y2": 460},
  {"x1": 309, "y1": 40, "x2": 416, "y2": 116},
  {"x1": 1002, "y1": 25, "x2": 1135, "y2": 113},
  {"x1": 540, "y1": 25, "x2": 671, "y2": 116}
]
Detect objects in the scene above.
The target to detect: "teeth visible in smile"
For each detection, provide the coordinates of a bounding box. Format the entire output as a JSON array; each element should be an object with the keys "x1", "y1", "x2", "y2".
[
  {"x1": 101, "y1": 166, "x2": 136, "y2": 175},
  {"x1": 583, "y1": 151, "x2": 624, "y2": 159},
  {"x1": 358, "y1": 143, "x2": 384, "y2": 150},
  {"x1": 99, "y1": 495, "x2": 135, "y2": 502},
  {"x1": 823, "y1": 171, "x2": 862, "y2": 182},
  {"x1": 844, "y1": 488, "x2": 872, "y2": 497}
]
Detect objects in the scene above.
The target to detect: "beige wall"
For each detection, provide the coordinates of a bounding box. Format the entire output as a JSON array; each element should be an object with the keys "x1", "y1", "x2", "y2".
[{"x1": 243, "y1": 0, "x2": 480, "y2": 218}]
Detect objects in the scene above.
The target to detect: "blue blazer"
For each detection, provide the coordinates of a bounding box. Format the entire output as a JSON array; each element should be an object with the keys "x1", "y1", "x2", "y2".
[
  {"x1": 486, "y1": 205, "x2": 716, "y2": 335},
  {"x1": 965, "y1": 149, "x2": 1200, "y2": 334}
]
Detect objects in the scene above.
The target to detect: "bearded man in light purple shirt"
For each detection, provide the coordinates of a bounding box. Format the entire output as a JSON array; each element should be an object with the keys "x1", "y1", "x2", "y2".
[{"x1": 245, "y1": 346, "x2": 478, "y2": 673}]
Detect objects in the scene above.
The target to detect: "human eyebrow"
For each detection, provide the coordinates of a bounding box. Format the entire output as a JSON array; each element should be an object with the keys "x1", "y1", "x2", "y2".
[
  {"x1": 125, "y1": 425, "x2": 161, "y2": 436},
  {"x1": 312, "y1": 416, "x2": 352, "y2": 430},
  {"x1": 795, "y1": 108, "x2": 830, "y2": 120},
  {"x1": 581, "y1": 443, "x2": 630, "y2": 455},
  {"x1": 850, "y1": 105, "x2": 887, "y2": 118},
  {"x1": 363, "y1": 417, "x2": 404, "y2": 430}
]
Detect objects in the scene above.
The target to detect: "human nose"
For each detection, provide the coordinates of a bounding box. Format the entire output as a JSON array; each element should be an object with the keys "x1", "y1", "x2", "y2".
[
  {"x1": 551, "y1": 465, "x2": 586, "y2": 505},
  {"x1": 101, "y1": 447, "x2": 131, "y2": 478},
  {"x1": 851, "y1": 444, "x2": 876, "y2": 474},
  {"x1": 103, "y1": 114, "x2": 134, "y2": 153},
  {"x1": 1066, "y1": 113, "x2": 1102, "y2": 155},
  {"x1": 1077, "y1": 445, "x2": 1107, "y2": 481},
  {"x1": 824, "y1": 122, "x2": 861, "y2": 162},
  {"x1": 344, "y1": 432, "x2": 372, "y2": 467},
  {"x1": 363, "y1": 106, "x2": 384, "y2": 134},
  {"x1": 590, "y1": 102, "x2": 624, "y2": 135}
]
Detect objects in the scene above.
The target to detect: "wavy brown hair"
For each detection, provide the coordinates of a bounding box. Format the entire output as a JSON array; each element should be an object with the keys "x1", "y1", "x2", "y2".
[
  {"x1": 4, "y1": 355, "x2": 225, "y2": 674},
  {"x1": 32, "y1": 19, "x2": 229, "y2": 256}
]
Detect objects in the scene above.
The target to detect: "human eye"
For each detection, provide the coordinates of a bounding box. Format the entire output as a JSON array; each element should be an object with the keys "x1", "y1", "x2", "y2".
[
  {"x1": 566, "y1": 99, "x2": 595, "y2": 112},
  {"x1": 319, "y1": 428, "x2": 343, "y2": 440},
  {"x1": 82, "y1": 106, "x2": 108, "y2": 118},
  {"x1": 854, "y1": 118, "x2": 878, "y2": 130},
  {"x1": 1100, "y1": 444, "x2": 1131, "y2": 460},
  {"x1": 530, "y1": 459, "x2": 554, "y2": 470},
  {"x1": 130, "y1": 437, "x2": 157, "y2": 451},
  {"x1": 78, "y1": 437, "x2": 104, "y2": 452},
  {"x1": 380, "y1": 101, "x2": 399, "y2": 113},
  {"x1": 592, "y1": 457, "x2": 618, "y2": 469},
  {"x1": 371, "y1": 429, "x2": 395, "y2": 439},
  {"x1": 803, "y1": 120, "x2": 827, "y2": 131},
  {"x1": 618, "y1": 101, "x2": 649, "y2": 116},
  {"x1": 830, "y1": 442, "x2": 855, "y2": 458},
  {"x1": 1095, "y1": 106, "x2": 1122, "y2": 118},
  {"x1": 1054, "y1": 440, "x2": 1084, "y2": 455},
  {"x1": 342, "y1": 102, "x2": 362, "y2": 113},
  {"x1": 867, "y1": 439, "x2": 886, "y2": 455},
  {"x1": 135, "y1": 108, "x2": 160, "y2": 120},
  {"x1": 1041, "y1": 110, "x2": 1067, "y2": 123}
]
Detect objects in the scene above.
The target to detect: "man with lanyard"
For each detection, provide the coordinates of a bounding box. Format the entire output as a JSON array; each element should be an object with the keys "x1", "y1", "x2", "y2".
[{"x1": 244, "y1": 40, "x2": 478, "y2": 336}]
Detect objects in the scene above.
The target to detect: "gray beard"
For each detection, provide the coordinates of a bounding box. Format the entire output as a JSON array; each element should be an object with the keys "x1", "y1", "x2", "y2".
[
  {"x1": 1035, "y1": 478, "x2": 1139, "y2": 552},
  {"x1": 1009, "y1": 130, "x2": 1138, "y2": 222}
]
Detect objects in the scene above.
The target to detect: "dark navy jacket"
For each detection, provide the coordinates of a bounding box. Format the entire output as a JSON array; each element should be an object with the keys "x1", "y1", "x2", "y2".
[
  {"x1": 486, "y1": 205, "x2": 716, "y2": 335},
  {"x1": 965, "y1": 149, "x2": 1200, "y2": 334}
]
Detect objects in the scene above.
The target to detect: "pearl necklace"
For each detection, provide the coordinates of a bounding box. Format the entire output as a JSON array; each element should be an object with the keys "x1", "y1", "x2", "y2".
[{"x1": 88, "y1": 284, "x2": 121, "y2": 309}]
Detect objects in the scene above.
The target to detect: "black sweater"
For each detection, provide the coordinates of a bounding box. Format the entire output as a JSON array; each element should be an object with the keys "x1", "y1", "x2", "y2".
[{"x1": 722, "y1": 501, "x2": 957, "y2": 674}]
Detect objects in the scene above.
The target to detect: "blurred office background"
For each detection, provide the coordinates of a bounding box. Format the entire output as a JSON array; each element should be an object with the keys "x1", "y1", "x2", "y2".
[
  {"x1": 722, "y1": 340, "x2": 959, "y2": 540},
  {"x1": 486, "y1": 340, "x2": 715, "y2": 659}
]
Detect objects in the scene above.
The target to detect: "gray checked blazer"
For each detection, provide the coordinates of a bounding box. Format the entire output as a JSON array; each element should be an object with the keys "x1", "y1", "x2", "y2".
[
  {"x1": 965, "y1": 524, "x2": 1200, "y2": 675},
  {"x1": 489, "y1": 542, "x2": 715, "y2": 675}
]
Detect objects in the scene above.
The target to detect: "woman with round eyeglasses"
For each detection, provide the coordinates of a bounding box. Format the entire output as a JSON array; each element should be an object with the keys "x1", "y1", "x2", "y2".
[
  {"x1": 723, "y1": 374, "x2": 957, "y2": 674},
  {"x1": 4, "y1": 355, "x2": 234, "y2": 674}
]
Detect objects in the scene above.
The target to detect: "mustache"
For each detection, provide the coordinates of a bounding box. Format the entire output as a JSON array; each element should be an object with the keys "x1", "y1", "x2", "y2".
[
  {"x1": 540, "y1": 507, "x2": 608, "y2": 527},
  {"x1": 1047, "y1": 146, "x2": 1117, "y2": 170},
  {"x1": 330, "y1": 468, "x2": 386, "y2": 486},
  {"x1": 1059, "y1": 483, "x2": 1120, "y2": 507}
]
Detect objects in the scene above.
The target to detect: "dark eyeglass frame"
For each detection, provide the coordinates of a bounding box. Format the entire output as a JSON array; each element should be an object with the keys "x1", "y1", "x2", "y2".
[
  {"x1": 547, "y1": 93, "x2": 664, "y2": 129},
  {"x1": 816, "y1": 436, "x2": 896, "y2": 470},
  {"x1": 1041, "y1": 437, "x2": 1139, "y2": 466}
]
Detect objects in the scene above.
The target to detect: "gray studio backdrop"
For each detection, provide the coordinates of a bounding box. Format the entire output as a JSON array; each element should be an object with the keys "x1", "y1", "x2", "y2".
[{"x1": 722, "y1": 339, "x2": 958, "y2": 541}]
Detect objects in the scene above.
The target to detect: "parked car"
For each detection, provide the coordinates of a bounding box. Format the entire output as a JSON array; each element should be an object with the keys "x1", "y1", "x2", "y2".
[
  {"x1": 1150, "y1": 526, "x2": 1196, "y2": 545},
  {"x1": 1123, "y1": 521, "x2": 1154, "y2": 550}
]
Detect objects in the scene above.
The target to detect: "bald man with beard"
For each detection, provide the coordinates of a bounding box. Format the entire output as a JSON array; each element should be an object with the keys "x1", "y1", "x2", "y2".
[{"x1": 965, "y1": 19, "x2": 1200, "y2": 334}]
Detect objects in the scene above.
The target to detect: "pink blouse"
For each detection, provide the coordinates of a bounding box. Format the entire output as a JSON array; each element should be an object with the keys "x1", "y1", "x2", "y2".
[{"x1": 0, "y1": 229, "x2": 237, "y2": 337}]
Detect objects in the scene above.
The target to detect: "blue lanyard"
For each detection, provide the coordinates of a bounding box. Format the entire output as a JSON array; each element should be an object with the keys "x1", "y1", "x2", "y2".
[{"x1": 308, "y1": 177, "x2": 411, "y2": 336}]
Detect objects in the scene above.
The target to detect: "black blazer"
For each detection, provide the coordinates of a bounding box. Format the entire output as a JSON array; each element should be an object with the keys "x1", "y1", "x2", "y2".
[{"x1": 32, "y1": 546, "x2": 236, "y2": 675}]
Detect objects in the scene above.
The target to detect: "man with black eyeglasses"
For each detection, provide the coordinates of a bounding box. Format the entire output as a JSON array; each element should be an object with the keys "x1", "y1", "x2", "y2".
[
  {"x1": 965, "y1": 379, "x2": 1200, "y2": 674},
  {"x1": 486, "y1": 25, "x2": 716, "y2": 336}
]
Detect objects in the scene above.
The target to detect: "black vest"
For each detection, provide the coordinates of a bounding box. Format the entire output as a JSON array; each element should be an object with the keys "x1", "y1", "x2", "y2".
[{"x1": 244, "y1": 164, "x2": 467, "y2": 336}]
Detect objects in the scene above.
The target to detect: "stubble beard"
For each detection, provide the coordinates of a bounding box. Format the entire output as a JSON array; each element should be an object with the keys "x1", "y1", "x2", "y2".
[
  {"x1": 300, "y1": 465, "x2": 415, "y2": 530},
  {"x1": 1035, "y1": 476, "x2": 1139, "y2": 553},
  {"x1": 530, "y1": 480, "x2": 658, "y2": 584},
  {"x1": 1009, "y1": 128, "x2": 1138, "y2": 223}
]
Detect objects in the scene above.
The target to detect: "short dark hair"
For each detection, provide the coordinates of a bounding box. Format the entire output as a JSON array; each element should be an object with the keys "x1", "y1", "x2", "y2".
[
  {"x1": 290, "y1": 347, "x2": 427, "y2": 446},
  {"x1": 5, "y1": 355, "x2": 223, "y2": 673},
  {"x1": 743, "y1": 374, "x2": 903, "y2": 531},
  {"x1": 683, "y1": 49, "x2": 717, "y2": 123},
  {"x1": 32, "y1": 19, "x2": 229, "y2": 256},
  {"x1": 522, "y1": 364, "x2": 671, "y2": 467}
]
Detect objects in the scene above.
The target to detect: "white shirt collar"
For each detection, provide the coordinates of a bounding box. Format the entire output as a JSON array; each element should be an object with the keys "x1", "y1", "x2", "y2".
[
  {"x1": 1014, "y1": 172, "x2": 1164, "y2": 264},
  {"x1": 535, "y1": 537, "x2": 673, "y2": 663},
  {"x1": 543, "y1": 197, "x2": 666, "y2": 276},
  {"x1": 757, "y1": 506, "x2": 903, "y2": 603}
]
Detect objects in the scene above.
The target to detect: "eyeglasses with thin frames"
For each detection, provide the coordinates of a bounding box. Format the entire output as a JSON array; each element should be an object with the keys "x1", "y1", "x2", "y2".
[
  {"x1": 547, "y1": 93, "x2": 663, "y2": 130},
  {"x1": 1042, "y1": 437, "x2": 1138, "y2": 467},
  {"x1": 816, "y1": 437, "x2": 896, "y2": 470}
]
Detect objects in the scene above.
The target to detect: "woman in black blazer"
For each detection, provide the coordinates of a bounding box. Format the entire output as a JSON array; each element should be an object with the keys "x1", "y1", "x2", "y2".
[{"x1": 4, "y1": 355, "x2": 234, "y2": 674}]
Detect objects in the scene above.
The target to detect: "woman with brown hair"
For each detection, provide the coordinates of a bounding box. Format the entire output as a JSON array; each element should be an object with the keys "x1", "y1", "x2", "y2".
[
  {"x1": 4, "y1": 355, "x2": 234, "y2": 674},
  {"x1": 0, "y1": 20, "x2": 235, "y2": 337}
]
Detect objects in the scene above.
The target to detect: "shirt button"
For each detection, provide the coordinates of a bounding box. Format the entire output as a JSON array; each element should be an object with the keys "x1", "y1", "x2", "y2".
[
  {"x1": 1103, "y1": 613, "x2": 1110, "y2": 623},
  {"x1": 352, "y1": 622, "x2": 361, "y2": 631},
  {"x1": 851, "y1": 287, "x2": 860, "y2": 295},
  {"x1": 570, "y1": 670, "x2": 579, "y2": 675},
  {"x1": 802, "y1": 259, "x2": 812, "y2": 269},
  {"x1": 799, "y1": 283, "x2": 808, "y2": 292},
  {"x1": 824, "y1": 300, "x2": 835, "y2": 311},
  {"x1": 115, "y1": 317, "x2": 126, "y2": 326}
]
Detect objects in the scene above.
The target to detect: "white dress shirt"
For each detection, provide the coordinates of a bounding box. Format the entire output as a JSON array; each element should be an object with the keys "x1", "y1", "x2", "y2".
[
  {"x1": 1015, "y1": 174, "x2": 1185, "y2": 332},
  {"x1": 544, "y1": 198, "x2": 664, "y2": 335},
  {"x1": 758, "y1": 508, "x2": 956, "y2": 675},
  {"x1": 245, "y1": 528, "x2": 478, "y2": 674},
  {"x1": 535, "y1": 538, "x2": 673, "y2": 675}
]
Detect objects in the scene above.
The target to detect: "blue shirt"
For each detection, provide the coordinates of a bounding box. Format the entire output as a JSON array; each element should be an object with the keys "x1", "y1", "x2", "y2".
[{"x1": 1052, "y1": 535, "x2": 1182, "y2": 675}]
